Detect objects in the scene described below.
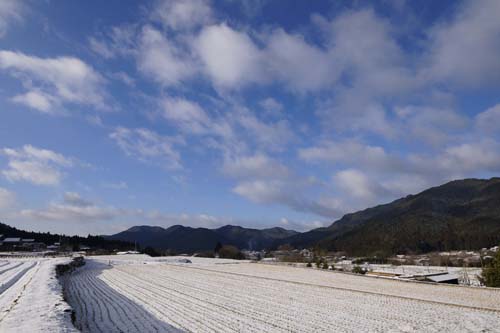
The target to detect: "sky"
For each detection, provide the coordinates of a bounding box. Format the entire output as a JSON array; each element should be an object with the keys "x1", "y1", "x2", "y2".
[{"x1": 0, "y1": 0, "x2": 499, "y2": 236}]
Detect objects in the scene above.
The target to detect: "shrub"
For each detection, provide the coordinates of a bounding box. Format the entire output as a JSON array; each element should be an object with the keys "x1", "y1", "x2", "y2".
[
  {"x1": 481, "y1": 249, "x2": 500, "y2": 287},
  {"x1": 306, "y1": 262, "x2": 312, "y2": 268},
  {"x1": 143, "y1": 246, "x2": 161, "y2": 257},
  {"x1": 352, "y1": 265, "x2": 366, "y2": 275},
  {"x1": 218, "y1": 245, "x2": 245, "y2": 260},
  {"x1": 195, "y1": 251, "x2": 215, "y2": 258}
]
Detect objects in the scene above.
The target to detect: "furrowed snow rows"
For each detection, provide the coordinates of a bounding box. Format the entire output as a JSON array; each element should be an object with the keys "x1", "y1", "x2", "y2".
[
  {"x1": 0, "y1": 259, "x2": 77, "y2": 332},
  {"x1": 203, "y1": 263, "x2": 500, "y2": 311},
  {"x1": 62, "y1": 261, "x2": 181, "y2": 333},
  {"x1": 64, "y1": 259, "x2": 500, "y2": 332}
]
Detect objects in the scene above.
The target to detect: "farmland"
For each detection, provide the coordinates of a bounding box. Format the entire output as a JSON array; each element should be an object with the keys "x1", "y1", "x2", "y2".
[
  {"x1": 62, "y1": 256, "x2": 500, "y2": 332},
  {"x1": 0, "y1": 258, "x2": 76, "y2": 332}
]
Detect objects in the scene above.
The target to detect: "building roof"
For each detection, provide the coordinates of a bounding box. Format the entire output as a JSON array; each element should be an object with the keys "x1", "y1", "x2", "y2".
[
  {"x1": 22, "y1": 239, "x2": 35, "y2": 242},
  {"x1": 426, "y1": 273, "x2": 459, "y2": 283},
  {"x1": 3, "y1": 237, "x2": 21, "y2": 243}
]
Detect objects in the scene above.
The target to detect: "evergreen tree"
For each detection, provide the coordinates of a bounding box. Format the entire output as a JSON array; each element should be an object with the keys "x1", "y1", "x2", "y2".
[{"x1": 482, "y1": 249, "x2": 500, "y2": 287}]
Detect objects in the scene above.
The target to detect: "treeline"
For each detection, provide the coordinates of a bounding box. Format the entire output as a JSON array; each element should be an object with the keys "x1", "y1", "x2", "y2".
[
  {"x1": 0, "y1": 222, "x2": 133, "y2": 250},
  {"x1": 319, "y1": 217, "x2": 500, "y2": 257}
]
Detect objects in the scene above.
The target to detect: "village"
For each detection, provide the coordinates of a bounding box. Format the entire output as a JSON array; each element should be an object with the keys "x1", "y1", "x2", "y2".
[
  {"x1": 0, "y1": 234, "x2": 95, "y2": 257},
  {"x1": 1, "y1": 229, "x2": 498, "y2": 288},
  {"x1": 244, "y1": 245, "x2": 500, "y2": 287}
]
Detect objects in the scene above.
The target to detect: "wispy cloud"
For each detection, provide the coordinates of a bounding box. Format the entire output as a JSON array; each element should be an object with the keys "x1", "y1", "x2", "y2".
[
  {"x1": 0, "y1": 50, "x2": 106, "y2": 113},
  {"x1": 1, "y1": 145, "x2": 73, "y2": 186}
]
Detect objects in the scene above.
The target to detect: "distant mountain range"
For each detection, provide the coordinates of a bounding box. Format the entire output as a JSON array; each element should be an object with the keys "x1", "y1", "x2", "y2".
[
  {"x1": 106, "y1": 225, "x2": 298, "y2": 252},
  {"x1": 107, "y1": 178, "x2": 500, "y2": 255}
]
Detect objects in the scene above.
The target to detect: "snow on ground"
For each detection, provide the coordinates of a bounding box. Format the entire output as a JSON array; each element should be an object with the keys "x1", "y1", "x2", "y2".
[
  {"x1": 63, "y1": 255, "x2": 500, "y2": 332},
  {"x1": 210, "y1": 263, "x2": 500, "y2": 311},
  {"x1": 0, "y1": 257, "x2": 76, "y2": 332},
  {"x1": 360, "y1": 264, "x2": 483, "y2": 285}
]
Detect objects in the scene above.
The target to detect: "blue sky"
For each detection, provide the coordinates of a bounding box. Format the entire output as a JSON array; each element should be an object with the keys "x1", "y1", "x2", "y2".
[{"x1": 0, "y1": 0, "x2": 500, "y2": 235}]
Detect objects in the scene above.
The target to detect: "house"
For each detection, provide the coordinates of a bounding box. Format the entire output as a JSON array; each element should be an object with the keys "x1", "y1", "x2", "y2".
[
  {"x1": 424, "y1": 273, "x2": 459, "y2": 284},
  {"x1": 3, "y1": 237, "x2": 21, "y2": 243},
  {"x1": 21, "y1": 239, "x2": 46, "y2": 251},
  {"x1": 300, "y1": 249, "x2": 313, "y2": 259},
  {"x1": 1, "y1": 237, "x2": 22, "y2": 250},
  {"x1": 366, "y1": 271, "x2": 400, "y2": 279}
]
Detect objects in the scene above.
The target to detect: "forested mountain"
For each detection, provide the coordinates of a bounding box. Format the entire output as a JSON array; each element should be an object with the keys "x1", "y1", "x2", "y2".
[
  {"x1": 278, "y1": 178, "x2": 500, "y2": 256},
  {"x1": 107, "y1": 224, "x2": 297, "y2": 252}
]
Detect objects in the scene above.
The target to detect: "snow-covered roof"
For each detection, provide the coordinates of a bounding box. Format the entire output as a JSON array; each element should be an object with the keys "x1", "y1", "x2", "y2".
[
  {"x1": 426, "y1": 273, "x2": 459, "y2": 283},
  {"x1": 22, "y1": 239, "x2": 35, "y2": 242},
  {"x1": 3, "y1": 237, "x2": 21, "y2": 242}
]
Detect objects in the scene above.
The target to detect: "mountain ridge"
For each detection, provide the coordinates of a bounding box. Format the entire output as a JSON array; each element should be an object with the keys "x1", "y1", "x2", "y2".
[
  {"x1": 278, "y1": 177, "x2": 500, "y2": 255},
  {"x1": 107, "y1": 177, "x2": 500, "y2": 255},
  {"x1": 106, "y1": 224, "x2": 298, "y2": 252}
]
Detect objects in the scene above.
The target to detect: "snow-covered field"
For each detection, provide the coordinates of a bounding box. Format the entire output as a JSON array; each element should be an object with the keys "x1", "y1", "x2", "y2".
[
  {"x1": 62, "y1": 256, "x2": 500, "y2": 332},
  {"x1": 0, "y1": 258, "x2": 76, "y2": 332}
]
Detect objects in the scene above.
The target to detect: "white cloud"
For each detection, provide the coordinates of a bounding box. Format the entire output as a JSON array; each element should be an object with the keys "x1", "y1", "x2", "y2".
[
  {"x1": 110, "y1": 127, "x2": 183, "y2": 169},
  {"x1": 233, "y1": 179, "x2": 343, "y2": 218},
  {"x1": 152, "y1": 0, "x2": 213, "y2": 31},
  {"x1": 0, "y1": 50, "x2": 106, "y2": 112},
  {"x1": 395, "y1": 105, "x2": 468, "y2": 146},
  {"x1": 334, "y1": 169, "x2": 389, "y2": 202},
  {"x1": 234, "y1": 107, "x2": 294, "y2": 151},
  {"x1": 299, "y1": 140, "x2": 400, "y2": 171},
  {"x1": 63, "y1": 192, "x2": 93, "y2": 207},
  {"x1": 222, "y1": 153, "x2": 289, "y2": 179},
  {"x1": 426, "y1": 0, "x2": 500, "y2": 87},
  {"x1": 110, "y1": 71, "x2": 135, "y2": 87},
  {"x1": 159, "y1": 96, "x2": 292, "y2": 154},
  {"x1": 222, "y1": 150, "x2": 341, "y2": 218},
  {"x1": 14, "y1": 192, "x2": 235, "y2": 229},
  {"x1": 0, "y1": 187, "x2": 15, "y2": 211},
  {"x1": 476, "y1": 104, "x2": 500, "y2": 133},
  {"x1": 137, "y1": 26, "x2": 196, "y2": 86},
  {"x1": 0, "y1": 0, "x2": 23, "y2": 38},
  {"x1": 301, "y1": 136, "x2": 500, "y2": 206},
  {"x1": 11, "y1": 90, "x2": 56, "y2": 113},
  {"x1": 89, "y1": 37, "x2": 116, "y2": 59},
  {"x1": 1, "y1": 145, "x2": 73, "y2": 186},
  {"x1": 436, "y1": 141, "x2": 500, "y2": 175},
  {"x1": 313, "y1": 9, "x2": 417, "y2": 135},
  {"x1": 259, "y1": 97, "x2": 283, "y2": 116},
  {"x1": 264, "y1": 29, "x2": 338, "y2": 92},
  {"x1": 20, "y1": 192, "x2": 121, "y2": 222},
  {"x1": 404, "y1": 141, "x2": 500, "y2": 181},
  {"x1": 195, "y1": 24, "x2": 264, "y2": 87},
  {"x1": 161, "y1": 96, "x2": 211, "y2": 134}
]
